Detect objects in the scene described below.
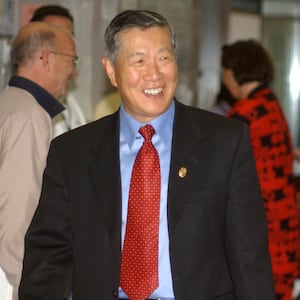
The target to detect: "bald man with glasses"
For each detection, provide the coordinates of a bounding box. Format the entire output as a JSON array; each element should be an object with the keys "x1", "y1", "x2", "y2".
[{"x1": 30, "y1": 4, "x2": 87, "y2": 137}]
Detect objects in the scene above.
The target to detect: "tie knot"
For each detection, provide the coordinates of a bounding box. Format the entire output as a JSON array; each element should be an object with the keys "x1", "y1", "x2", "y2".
[{"x1": 139, "y1": 124, "x2": 155, "y2": 141}]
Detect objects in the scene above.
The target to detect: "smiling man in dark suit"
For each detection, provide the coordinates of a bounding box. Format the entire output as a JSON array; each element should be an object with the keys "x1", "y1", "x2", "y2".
[{"x1": 19, "y1": 10, "x2": 276, "y2": 300}]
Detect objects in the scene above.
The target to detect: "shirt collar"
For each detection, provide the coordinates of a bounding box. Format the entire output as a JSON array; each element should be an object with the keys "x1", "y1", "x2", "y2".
[
  {"x1": 248, "y1": 84, "x2": 268, "y2": 99},
  {"x1": 9, "y1": 75, "x2": 65, "y2": 118},
  {"x1": 120, "y1": 100, "x2": 175, "y2": 149}
]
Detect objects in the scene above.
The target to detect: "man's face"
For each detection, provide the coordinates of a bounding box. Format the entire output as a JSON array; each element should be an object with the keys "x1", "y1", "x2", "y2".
[
  {"x1": 41, "y1": 14, "x2": 76, "y2": 99},
  {"x1": 103, "y1": 26, "x2": 178, "y2": 123},
  {"x1": 48, "y1": 31, "x2": 78, "y2": 99}
]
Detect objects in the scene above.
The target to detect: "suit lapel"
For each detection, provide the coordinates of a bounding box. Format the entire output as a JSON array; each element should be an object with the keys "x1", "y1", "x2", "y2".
[
  {"x1": 89, "y1": 114, "x2": 122, "y2": 258},
  {"x1": 167, "y1": 102, "x2": 206, "y2": 235}
]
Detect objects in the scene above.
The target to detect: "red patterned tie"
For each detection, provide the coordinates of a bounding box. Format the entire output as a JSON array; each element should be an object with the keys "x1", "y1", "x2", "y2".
[{"x1": 120, "y1": 124, "x2": 160, "y2": 300}]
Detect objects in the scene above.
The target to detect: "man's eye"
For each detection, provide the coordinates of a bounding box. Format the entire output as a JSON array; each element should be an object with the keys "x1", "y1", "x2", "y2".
[
  {"x1": 134, "y1": 59, "x2": 144, "y2": 64},
  {"x1": 160, "y1": 56, "x2": 171, "y2": 62}
]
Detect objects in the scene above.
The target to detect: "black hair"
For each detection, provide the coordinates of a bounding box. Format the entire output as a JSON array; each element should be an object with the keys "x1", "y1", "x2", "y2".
[
  {"x1": 104, "y1": 10, "x2": 177, "y2": 63},
  {"x1": 30, "y1": 5, "x2": 73, "y2": 23}
]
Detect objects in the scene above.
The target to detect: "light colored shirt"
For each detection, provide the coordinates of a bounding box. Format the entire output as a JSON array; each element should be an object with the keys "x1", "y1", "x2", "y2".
[
  {"x1": 53, "y1": 92, "x2": 87, "y2": 137},
  {"x1": 93, "y1": 90, "x2": 121, "y2": 120},
  {"x1": 0, "y1": 76, "x2": 62, "y2": 288},
  {"x1": 119, "y1": 101, "x2": 175, "y2": 298}
]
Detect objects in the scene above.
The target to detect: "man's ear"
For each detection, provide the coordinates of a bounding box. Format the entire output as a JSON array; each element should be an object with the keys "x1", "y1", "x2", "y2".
[
  {"x1": 39, "y1": 49, "x2": 51, "y2": 72},
  {"x1": 102, "y1": 57, "x2": 117, "y2": 87}
]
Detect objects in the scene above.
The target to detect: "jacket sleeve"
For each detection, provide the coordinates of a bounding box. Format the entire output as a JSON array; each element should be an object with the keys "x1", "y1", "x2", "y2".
[{"x1": 225, "y1": 124, "x2": 276, "y2": 299}]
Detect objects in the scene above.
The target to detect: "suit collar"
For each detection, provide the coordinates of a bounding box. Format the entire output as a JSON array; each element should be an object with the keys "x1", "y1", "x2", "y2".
[
  {"x1": 9, "y1": 75, "x2": 65, "y2": 118},
  {"x1": 89, "y1": 112, "x2": 122, "y2": 259},
  {"x1": 90, "y1": 112, "x2": 120, "y2": 156}
]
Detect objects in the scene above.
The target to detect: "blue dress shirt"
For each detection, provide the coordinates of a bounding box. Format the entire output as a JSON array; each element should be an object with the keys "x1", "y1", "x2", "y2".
[{"x1": 119, "y1": 101, "x2": 175, "y2": 299}]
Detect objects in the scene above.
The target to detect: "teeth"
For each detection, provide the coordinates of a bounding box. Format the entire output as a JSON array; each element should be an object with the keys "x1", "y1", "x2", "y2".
[{"x1": 144, "y1": 87, "x2": 163, "y2": 95}]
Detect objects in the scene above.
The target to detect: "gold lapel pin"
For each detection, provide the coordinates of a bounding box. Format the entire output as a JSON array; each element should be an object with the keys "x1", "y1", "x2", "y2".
[{"x1": 178, "y1": 167, "x2": 187, "y2": 178}]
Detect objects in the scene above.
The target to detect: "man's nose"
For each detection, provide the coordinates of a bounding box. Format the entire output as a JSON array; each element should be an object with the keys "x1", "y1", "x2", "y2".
[{"x1": 143, "y1": 62, "x2": 162, "y2": 81}]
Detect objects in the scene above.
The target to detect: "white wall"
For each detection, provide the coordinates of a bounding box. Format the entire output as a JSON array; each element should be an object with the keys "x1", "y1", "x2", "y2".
[{"x1": 228, "y1": 11, "x2": 262, "y2": 43}]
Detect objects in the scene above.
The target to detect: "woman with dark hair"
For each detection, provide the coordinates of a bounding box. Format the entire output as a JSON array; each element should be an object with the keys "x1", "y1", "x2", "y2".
[{"x1": 222, "y1": 39, "x2": 300, "y2": 300}]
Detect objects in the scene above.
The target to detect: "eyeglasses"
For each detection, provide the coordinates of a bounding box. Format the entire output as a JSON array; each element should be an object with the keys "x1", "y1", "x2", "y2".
[{"x1": 50, "y1": 50, "x2": 79, "y2": 66}]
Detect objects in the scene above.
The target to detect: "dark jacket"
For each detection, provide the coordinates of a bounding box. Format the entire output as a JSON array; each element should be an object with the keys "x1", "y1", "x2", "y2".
[{"x1": 19, "y1": 100, "x2": 275, "y2": 300}]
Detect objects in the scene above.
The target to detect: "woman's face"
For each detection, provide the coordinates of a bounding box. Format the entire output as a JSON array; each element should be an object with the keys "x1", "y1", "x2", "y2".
[{"x1": 222, "y1": 68, "x2": 241, "y2": 100}]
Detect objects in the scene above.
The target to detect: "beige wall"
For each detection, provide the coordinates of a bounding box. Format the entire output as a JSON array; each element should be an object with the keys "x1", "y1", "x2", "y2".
[{"x1": 228, "y1": 11, "x2": 262, "y2": 43}]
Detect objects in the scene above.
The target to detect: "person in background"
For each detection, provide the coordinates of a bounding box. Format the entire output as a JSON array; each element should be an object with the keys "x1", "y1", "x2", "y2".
[
  {"x1": 19, "y1": 10, "x2": 275, "y2": 299},
  {"x1": 222, "y1": 39, "x2": 300, "y2": 300},
  {"x1": 0, "y1": 21, "x2": 77, "y2": 299},
  {"x1": 210, "y1": 82, "x2": 236, "y2": 116},
  {"x1": 30, "y1": 4, "x2": 74, "y2": 35},
  {"x1": 94, "y1": 89, "x2": 121, "y2": 120},
  {"x1": 30, "y1": 4, "x2": 86, "y2": 136}
]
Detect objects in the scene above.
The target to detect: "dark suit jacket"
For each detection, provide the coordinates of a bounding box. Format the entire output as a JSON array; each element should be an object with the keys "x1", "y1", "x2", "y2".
[{"x1": 19, "y1": 101, "x2": 276, "y2": 300}]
